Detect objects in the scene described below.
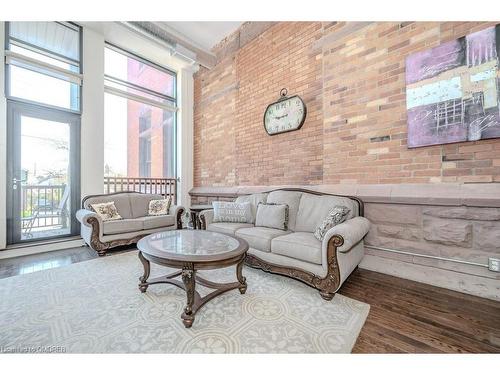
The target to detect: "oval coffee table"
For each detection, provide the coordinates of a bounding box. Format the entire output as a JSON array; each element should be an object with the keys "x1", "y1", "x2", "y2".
[{"x1": 137, "y1": 230, "x2": 249, "y2": 328}]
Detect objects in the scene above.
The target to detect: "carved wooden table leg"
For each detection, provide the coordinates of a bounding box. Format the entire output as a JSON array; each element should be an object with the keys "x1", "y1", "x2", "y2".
[
  {"x1": 236, "y1": 257, "x2": 247, "y2": 294},
  {"x1": 181, "y1": 266, "x2": 196, "y2": 328},
  {"x1": 138, "y1": 251, "x2": 150, "y2": 293}
]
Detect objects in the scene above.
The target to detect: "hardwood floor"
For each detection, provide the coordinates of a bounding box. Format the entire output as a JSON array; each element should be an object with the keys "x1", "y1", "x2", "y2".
[
  {"x1": 1, "y1": 246, "x2": 499, "y2": 353},
  {"x1": 340, "y1": 268, "x2": 500, "y2": 353}
]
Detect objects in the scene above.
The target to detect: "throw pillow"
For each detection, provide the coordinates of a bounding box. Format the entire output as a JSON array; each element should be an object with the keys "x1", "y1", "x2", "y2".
[
  {"x1": 90, "y1": 201, "x2": 122, "y2": 221},
  {"x1": 212, "y1": 201, "x2": 253, "y2": 223},
  {"x1": 148, "y1": 197, "x2": 172, "y2": 216},
  {"x1": 255, "y1": 203, "x2": 289, "y2": 231},
  {"x1": 314, "y1": 205, "x2": 351, "y2": 241}
]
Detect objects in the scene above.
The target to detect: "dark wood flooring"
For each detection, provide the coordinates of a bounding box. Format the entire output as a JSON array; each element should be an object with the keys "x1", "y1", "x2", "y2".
[{"x1": 1, "y1": 246, "x2": 499, "y2": 353}]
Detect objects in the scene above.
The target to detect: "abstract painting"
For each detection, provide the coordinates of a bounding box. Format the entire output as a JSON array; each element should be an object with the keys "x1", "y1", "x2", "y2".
[{"x1": 406, "y1": 25, "x2": 500, "y2": 148}]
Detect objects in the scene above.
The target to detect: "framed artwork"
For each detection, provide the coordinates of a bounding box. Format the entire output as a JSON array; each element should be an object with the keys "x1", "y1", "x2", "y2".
[{"x1": 406, "y1": 25, "x2": 500, "y2": 148}]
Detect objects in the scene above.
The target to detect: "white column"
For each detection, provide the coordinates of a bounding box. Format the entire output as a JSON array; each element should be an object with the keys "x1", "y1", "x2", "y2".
[
  {"x1": 80, "y1": 28, "x2": 105, "y2": 199},
  {"x1": 176, "y1": 66, "x2": 197, "y2": 208},
  {"x1": 0, "y1": 22, "x2": 7, "y2": 249}
]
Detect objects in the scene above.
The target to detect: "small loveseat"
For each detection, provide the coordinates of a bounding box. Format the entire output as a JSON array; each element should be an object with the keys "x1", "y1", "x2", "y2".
[
  {"x1": 76, "y1": 192, "x2": 184, "y2": 256},
  {"x1": 199, "y1": 188, "x2": 370, "y2": 300}
]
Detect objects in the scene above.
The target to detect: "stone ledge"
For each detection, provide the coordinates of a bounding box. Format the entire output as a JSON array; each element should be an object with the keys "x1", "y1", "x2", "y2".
[{"x1": 189, "y1": 183, "x2": 500, "y2": 207}]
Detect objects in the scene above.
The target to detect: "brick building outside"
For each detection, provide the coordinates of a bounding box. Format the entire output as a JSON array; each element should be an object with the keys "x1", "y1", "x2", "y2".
[{"x1": 126, "y1": 59, "x2": 176, "y2": 179}]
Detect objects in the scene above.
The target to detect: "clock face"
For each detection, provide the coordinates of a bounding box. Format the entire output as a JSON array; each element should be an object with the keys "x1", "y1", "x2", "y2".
[{"x1": 263, "y1": 95, "x2": 306, "y2": 135}]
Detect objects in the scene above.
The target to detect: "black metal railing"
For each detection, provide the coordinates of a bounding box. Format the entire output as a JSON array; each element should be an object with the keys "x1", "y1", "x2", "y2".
[
  {"x1": 21, "y1": 184, "x2": 67, "y2": 230},
  {"x1": 104, "y1": 176, "x2": 177, "y2": 204}
]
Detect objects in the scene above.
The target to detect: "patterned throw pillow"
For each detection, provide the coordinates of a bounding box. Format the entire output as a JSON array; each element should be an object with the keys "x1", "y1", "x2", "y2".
[
  {"x1": 212, "y1": 201, "x2": 253, "y2": 223},
  {"x1": 90, "y1": 201, "x2": 122, "y2": 222},
  {"x1": 148, "y1": 197, "x2": 172, "y2": 216},
  {"x1": 314, "y1": 206, "x2": 351, "y2": 241},
  {"x1": 255, "y1": 203, "x2": 289, "y2": 231}
]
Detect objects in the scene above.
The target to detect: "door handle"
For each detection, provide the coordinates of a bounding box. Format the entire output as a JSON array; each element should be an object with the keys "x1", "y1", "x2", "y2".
[{"x1": 12, "y1": 177, "x2": 26, "y2": 189}]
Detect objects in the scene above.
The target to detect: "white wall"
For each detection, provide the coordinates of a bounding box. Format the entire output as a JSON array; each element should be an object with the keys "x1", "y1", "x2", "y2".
[
  {"x1": 177, "y1": 67, "x2": 196, "y2": 207},
  {"x1": 0, "y1": 22, "x2": 6, "y2": 249},
  {"x1": 81, "y1": 28, "x2": 105, "y2": 199}
]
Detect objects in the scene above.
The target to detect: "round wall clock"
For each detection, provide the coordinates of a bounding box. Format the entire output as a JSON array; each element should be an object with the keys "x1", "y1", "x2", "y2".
[{"x1": 263, "y1": 88, "x2": 307, "y2": 136}]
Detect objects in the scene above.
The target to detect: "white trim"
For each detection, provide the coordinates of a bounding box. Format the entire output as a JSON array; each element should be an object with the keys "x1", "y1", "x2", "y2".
[
  {"x1": 5, "y1": 50, "x2": 83, "y2": 85},
  {"x1": 177, "y1": 67, "x2": 196, "y2": 207},
  {"x1": 104, "y1": 85, "x2": 178, "y2": 112},
  {"x1": 0, "y1": 23, "x2": 6, "y2": 249},
  {"x1": 0, "y1": 238, "x2": 85, "y2": 259},
  {"x1": 81, "y1": 27, "x2": 105, "y2": 199}
]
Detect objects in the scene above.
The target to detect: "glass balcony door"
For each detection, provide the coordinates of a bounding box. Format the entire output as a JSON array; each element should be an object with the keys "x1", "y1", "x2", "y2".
[{"x1": 7, "y1": 102, "x2": 81, "y2": 244}]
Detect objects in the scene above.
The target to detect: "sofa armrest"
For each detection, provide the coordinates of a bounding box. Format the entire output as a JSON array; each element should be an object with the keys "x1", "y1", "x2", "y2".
[
  {"x1": 199, "y1": 209, "x2": 214, "y2": 230},
  {"x1": 169, "y1": 205, "x2": 185, "y2": 229},
  {"x1": 322, "y1": 216, "x2": 371, "y2": 253},
  {"x1": 76, "y1": 209, "x2": 102, "y2": 228}
]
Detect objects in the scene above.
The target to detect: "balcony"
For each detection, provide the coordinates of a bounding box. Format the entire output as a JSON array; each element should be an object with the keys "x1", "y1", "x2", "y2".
[{"x1": 21, "y1": 177, "x2": 176, "y2": 240}]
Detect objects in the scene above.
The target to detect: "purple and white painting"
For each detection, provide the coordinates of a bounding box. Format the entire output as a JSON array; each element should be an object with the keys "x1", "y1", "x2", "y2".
[{"x1": 406, "y1": 25, "x2": 500, "y2": 148}]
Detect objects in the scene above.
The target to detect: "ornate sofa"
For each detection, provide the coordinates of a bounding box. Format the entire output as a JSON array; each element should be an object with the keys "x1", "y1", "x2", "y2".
[
  {"x1": 199, "y1": 188, "x2": 370, "y2": 300},
  {"x1": 76, "y1": 192, "x2": 184, "y2": 256}
]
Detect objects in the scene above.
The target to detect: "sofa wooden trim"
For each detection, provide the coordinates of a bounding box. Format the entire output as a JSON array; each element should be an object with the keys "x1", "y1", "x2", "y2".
[{"x1": 199, "y1": 187, "x2": 364, "y2": 300}]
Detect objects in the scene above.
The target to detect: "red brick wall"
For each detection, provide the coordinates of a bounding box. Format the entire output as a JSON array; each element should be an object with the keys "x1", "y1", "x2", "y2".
[{"x1": 193, "y1": 21, "x2": 500, "y2": 187}]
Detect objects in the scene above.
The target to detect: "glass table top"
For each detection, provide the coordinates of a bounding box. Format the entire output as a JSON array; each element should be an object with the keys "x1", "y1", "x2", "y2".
[{"x1": 139, "y1": 230, "x2": 242, "y2": 258}]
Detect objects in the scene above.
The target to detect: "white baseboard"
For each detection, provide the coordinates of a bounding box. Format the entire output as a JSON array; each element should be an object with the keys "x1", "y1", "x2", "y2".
[
  {"x1": 359, "y1": 254, "x2": 500, "y2": 302},
  {"x1": 0, "y1": 238, "x2": 85, "y2": 259}
]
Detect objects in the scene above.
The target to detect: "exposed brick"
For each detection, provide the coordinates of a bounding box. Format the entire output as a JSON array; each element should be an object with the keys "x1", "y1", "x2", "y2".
[{"x1": 194, "y1": 21, "x2": 500, "y2": 187}]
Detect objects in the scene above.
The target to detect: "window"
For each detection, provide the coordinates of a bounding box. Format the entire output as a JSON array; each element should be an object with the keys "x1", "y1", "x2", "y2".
[
  {"x1": 104, "y1": 44, "x2": 177, "y2": 179},
  {"x1": 5, "y1": 22, "x2": 82, "y2": 244},
  {"x1": 5, "y1": 22, "x2": 82, "y2": 111}
]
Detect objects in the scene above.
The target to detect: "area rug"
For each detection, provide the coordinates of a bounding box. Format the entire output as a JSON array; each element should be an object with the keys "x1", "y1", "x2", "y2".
[{"x1": 0, "y1": 251, "x2": 369, "y2": 353}]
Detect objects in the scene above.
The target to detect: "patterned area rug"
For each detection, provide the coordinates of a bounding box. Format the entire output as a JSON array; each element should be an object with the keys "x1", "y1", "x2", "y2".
[{"x1": 0, "y1": 251, "x2": 369, "y2": 353}]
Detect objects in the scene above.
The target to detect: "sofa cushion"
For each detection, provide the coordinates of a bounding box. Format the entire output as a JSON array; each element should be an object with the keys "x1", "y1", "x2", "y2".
[
  {"x1": 235, "y1": 193, "x2": 268, "y2": 223},
  {"x1": 271, "y1": 232, "x2": 322, "y2": 265},
  {"x1": 90, "y1": 201, "x2": 123, "y2": 222},
  {"x1": 85, "y1": 194, "x2": 133, "y2": 219},
  {"x1": 129, "y1": 193, "x2": 163, "y2": 218},
  {"x1": 103, "y1": 218, "x2": 143, "y2": 235},
  {"x1": 266, "y1": 190, "x2": 302, "y2": 231},
  {"x1": 148, "y1": 197, "x2": 172, "y2": 216},
  {"x1": 212, "y1": 201, "x2": 253, "y2": 223},
  {"x1": 295, "y1": 193, "x2": 358, "y2": 233},
  {"x1": 143, "y1": 215, "x2": 175, "y2": 230},
  {"x1": 207, "y1": 222, "x2": 254, "y2": 235},
  {"x1": 235, "y1": 226, "x2": 289, "y2": 252},
  {"x1": 255, "y1": 203, "x2": 289, "y2": 230}
]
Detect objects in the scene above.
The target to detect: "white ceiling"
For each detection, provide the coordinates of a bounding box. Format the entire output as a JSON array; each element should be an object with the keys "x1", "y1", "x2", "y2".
[{"x1": 160, "y1": 22, "x2": 244, "y2": 51}]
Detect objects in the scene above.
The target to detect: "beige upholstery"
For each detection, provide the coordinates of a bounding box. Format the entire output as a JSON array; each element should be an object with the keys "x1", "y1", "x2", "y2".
[
  {"x1": 77, "y1": 192, "x2": 183, "y2": 254},
  {"x1": 199, "y1": 209, "x2": 214, "y2": 226},
  {"x1": 129, "y1": 193, "x2": 163, "y2": 217},
  {"x1": 204, "y1": 189, "x2": 370, "y2": 294},
  {"x1": 295, "y1": 193, "x2": 358, "y2": 233},
  {"x1": 83, "y1": 194, "x2": 133, "y2": 219},
  {"x1": 322, "y1": 216, "x2": 371, "y2": 253},
  {"x1": 207, "y1": 222, "x2": 254, "y2": 235},
  {"x1": 235, "y1": 193, "x2": 268, "y2": 222},
  {"x1": 103, "y1": 218, "x2": 143, "y2": 235},
  {"x1": 271, "y1": 232, "x2": 322, "y2": 264},
  {"x1": 143, "y1": 215, "x2": 175, "y2": 230},
  {"x1": 266, "y1": 190, "x2": 303, "y2": 231},
  {"x1": 235, "y1": 226, "x2": 290, "y2": 252}
]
